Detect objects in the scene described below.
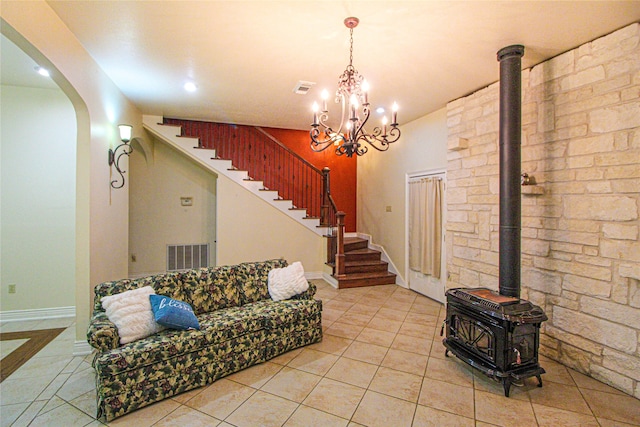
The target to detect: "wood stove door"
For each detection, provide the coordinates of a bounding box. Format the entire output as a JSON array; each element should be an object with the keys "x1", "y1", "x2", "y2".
[{"x1": 449, "y1": 311, "x2": 499, "y2": 366}]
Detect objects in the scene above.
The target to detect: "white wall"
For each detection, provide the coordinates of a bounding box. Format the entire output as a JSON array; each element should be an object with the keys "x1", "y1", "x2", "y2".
[
  {"x1": 1, "y1": 1, "x2": 141, "y2": 343},
  {"x1": 130, "y1": 135, "x2": 326, "y2": 275},
  {"x1": 0, "y1": 85, "x2": 76, "y2": 312},
  {"x1": 129, "y1": 139, "x2": 217, "y2": 276},
  {"x1": 357, "y1": 107, "x2": 448, "y2": 283},
  {"x1": 216, "y1": 173, "x2": 325, "y2": 272}
]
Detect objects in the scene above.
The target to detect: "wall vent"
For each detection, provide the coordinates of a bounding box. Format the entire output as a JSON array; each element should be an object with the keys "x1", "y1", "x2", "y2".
[{"x1": 167, "y1": 244, "x2": 209, "y2": 271}]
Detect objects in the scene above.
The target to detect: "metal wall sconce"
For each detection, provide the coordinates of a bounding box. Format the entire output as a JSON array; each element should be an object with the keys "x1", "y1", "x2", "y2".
[{"x1": 109, "y1": 124, "x2": 133, "y2": 189}]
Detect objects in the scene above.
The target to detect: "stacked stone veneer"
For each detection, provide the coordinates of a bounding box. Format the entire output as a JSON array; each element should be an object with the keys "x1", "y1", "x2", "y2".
[{"x1": 446, "y1": 23, "x2": 640, "y2": 397}]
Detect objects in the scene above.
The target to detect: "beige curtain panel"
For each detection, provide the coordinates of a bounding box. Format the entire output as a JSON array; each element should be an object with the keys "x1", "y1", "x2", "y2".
[{"x1": 409, "y1": 177, "x2": 443, "y2": 279}]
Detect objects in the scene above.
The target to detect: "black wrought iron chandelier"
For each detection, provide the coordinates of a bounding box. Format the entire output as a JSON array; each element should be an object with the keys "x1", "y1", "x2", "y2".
[{"x1": 310, "y1": 17, "x2": 400, "y2": 157}]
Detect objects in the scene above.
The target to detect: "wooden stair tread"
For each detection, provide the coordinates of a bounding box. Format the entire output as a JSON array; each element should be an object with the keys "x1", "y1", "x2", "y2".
[
  {"x1": 337, "y1": 272, "x2": 396, "y2": 280},
  {"x1": 327, "y1": 259, "x2": 388, "y2": 268},
  {"x1": 334, "y1": 271, "x2": 397, "y2": 289},
  {"x1": 344, "y1": 248, "x2": 381, "y2": 255},
  {"x1": 327, "y1": 259, "x2": 387, "y2": 267},
  {"x1": 345, "y1": 259, "x2": 387, "y2": 266},
  {"x1": 344, "y1": 237, "x2": 367, "y2": 243}
]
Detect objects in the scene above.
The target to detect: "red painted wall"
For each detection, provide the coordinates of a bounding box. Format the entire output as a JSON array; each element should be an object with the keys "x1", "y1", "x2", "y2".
[{"x1": 262, "y1": 127, "x2": 357, "y2": 232}]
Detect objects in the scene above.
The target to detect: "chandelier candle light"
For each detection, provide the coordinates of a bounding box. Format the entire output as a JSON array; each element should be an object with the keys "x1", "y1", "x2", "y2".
[{"x1": 310, "y1": 17, "x2": 400, "y2": 157}]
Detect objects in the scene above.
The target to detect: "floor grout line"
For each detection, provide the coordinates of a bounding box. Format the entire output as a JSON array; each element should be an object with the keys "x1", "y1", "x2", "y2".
[{"x1": 1, "y1": 280, "x2": 639, "y2": 426}]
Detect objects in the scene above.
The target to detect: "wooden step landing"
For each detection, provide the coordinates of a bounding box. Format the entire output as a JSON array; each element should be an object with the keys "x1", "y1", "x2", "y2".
[
  {"x1": 335, "y1": 271, "x2": 397, "y2": 288},
  {"x1": 330, "y1": 236, "x2": 397, "y2": 289}
]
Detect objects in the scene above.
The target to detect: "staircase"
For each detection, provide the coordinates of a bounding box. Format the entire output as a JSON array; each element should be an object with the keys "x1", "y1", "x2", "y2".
[
  {"x1": 142, "y1": 115, "x2": 328, "y2": 235},
  {"x1": 144, "y1": 115, "x2": 397, "y2": 288},
  {"x1": 329, "y1": 237, "x2": 397, "y2": 288}
]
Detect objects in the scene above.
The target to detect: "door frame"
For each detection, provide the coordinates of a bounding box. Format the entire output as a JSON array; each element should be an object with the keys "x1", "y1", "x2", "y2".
[{"x1": 405, "y1": 168, "x2": 447, "y2": 303}]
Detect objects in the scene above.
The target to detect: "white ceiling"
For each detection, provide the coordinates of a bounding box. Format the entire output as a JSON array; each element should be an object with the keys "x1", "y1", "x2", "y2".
[
  {"x1": 1, "y1": 35, "x2": 60, "y2": 90},
  {"x1": 5, "y1": 1, "x2": 640, "y2": 131}
]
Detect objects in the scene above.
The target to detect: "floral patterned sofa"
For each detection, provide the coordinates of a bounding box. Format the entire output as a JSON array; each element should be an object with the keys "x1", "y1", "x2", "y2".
[{"x1": 87, "y1": 259, "x2": 322, "y2": 421}]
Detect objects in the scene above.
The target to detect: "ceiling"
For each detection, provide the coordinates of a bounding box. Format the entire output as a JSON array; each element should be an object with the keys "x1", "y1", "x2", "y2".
[
  {"x1": 1, "y1": 34, "x2": 60, "y2": 90},
  {"x1": 5, "y1": 1, "x2": 640, "y2": 131}
]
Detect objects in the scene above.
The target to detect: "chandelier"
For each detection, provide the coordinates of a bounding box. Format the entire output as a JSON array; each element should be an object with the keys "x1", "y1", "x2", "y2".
[{"x1": 310, "y1": 17, "x2": 400, "y2": 157}]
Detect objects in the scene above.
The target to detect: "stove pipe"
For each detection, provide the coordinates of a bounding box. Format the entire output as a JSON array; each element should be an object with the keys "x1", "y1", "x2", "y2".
[{"x1": 497, "y1": 45, "x2": 525, "y2": 299}]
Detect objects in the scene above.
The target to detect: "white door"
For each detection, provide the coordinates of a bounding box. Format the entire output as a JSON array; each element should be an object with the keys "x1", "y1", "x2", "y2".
[{"x1": 407, "y1": 172, "x2": 446, "y2": 303}]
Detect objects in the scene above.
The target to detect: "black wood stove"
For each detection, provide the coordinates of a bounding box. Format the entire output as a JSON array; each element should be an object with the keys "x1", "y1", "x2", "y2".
[
  {"x1": 443, "y1": 287, "x2": 547, "y2": 396},
  {"x1": 442, "y1": 45, "x2": 548, "y2": 397}
]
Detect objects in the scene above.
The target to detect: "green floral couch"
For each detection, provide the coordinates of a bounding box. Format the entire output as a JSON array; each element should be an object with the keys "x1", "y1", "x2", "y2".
[{"x1": 87, "y1": 259, "x2": 322, "y2": 421}]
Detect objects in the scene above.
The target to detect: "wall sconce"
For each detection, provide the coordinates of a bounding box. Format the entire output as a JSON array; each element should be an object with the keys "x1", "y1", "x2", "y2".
[{"x1": 109, "y1": 124, "x2": 133, "y2": 189}]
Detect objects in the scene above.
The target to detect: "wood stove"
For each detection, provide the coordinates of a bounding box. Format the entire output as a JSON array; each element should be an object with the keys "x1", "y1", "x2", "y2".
[
  {"x1": 441, "y1": 45, "x2": 548, "y2": 397},
  {"x1": 442, "y1": 288, "x2": 547, "y2": 396}
]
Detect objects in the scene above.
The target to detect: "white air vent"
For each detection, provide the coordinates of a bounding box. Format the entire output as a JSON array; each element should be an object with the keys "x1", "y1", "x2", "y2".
[
  {"x1": 167, "y1": 244, "x2": 209, "y2": 271},
  {"x1": 293, "y1": 80, "x2": 316, "y2": 95}
]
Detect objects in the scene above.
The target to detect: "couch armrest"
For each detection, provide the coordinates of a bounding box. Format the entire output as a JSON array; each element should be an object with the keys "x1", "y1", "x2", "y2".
[
  {"x1": 87, "y1": 312, "x2": 120, "y2": 352},
  {"x1": 290, "y1": 281, "x2": 317, "y2": 300}
]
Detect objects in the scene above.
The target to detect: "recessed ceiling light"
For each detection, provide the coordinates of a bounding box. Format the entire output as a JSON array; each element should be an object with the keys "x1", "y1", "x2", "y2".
[
  {"x1": 184, "y1": 82, "x2": 197, "y2": 92},
  {"x1": 35, "y1": 66, "x2": 50, "y2": 77},
  {"x1": 376, "y1": 107, "x2": 385, "y2": 114}
]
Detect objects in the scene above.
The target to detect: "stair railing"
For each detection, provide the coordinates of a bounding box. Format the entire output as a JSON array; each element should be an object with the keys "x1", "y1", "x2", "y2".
[
  {"x1": 321, "y1": 167, "x2": 345, "y2": 275},
  {"x1": 164, "y1": 118, "x2": 345, "y2": 272},
  {"x1": 334, "y1": 212, "x2": 346, "y2": 276},
  {"x1": 165, "y1": 119, "x2": 321, "y2": 218}
]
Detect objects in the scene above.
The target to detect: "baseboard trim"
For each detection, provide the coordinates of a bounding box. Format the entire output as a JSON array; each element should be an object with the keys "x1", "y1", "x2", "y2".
[
  {"x1": 304, "y1": 271, "x2": 324, "y2": 280},
  {"x1": 73, "y1": 340, "x2": 93, "y2": 356},
  {"x1": 322, "y1": 273, "x2": 339, "y2": 288},
  {"x1": 0, "y1": 306, "x2": 75, "y2": 322}
]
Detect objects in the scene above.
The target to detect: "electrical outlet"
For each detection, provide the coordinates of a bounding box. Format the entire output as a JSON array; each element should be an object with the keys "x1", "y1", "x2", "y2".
[
  {"x1": 8, "y1": 284, "x2": 16, "y2": 294},
  {"x1": 386, "y1": 205, "x2": 392, "y2": 212}
]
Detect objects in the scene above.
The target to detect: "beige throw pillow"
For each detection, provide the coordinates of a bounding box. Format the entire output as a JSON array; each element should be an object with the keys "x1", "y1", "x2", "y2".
[
  {"x1": 268, "y1": 261, "x2": 309, "y2": 301},
  {"x1": 101, "y1": 286, "x2": 164, "y2": 344}
]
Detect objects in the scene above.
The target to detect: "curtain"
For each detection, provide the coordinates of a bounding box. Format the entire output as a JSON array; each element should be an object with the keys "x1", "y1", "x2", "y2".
[{"x1": 409, "y1": 177, "x2": 443, "y2": 278}]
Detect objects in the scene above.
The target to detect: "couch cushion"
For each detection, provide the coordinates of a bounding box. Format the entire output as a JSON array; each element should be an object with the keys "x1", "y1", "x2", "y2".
[
  {"x1": 247, "y1": 299, "x2": 322, "y2": 328},
  {"x1": 151, "y1": 271, "x2": 187, "y2": 302},
  {"x1": 93, "y1": 305, "x2": 266, "y2": 376},
  {"x1": 93, "y1": 272, "x2": 185, "y2": 313},
  {"x1": 235, "y1": 259, "x2": 288, "y2": 304},
  {"x1": 180, "y1": 266, "x2": 243, "y2": 315}
]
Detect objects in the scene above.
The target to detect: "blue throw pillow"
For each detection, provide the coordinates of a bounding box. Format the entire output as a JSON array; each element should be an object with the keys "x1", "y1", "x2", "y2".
[{"x1": 149, "y1": 295, "x2": 200, "y2": 331}]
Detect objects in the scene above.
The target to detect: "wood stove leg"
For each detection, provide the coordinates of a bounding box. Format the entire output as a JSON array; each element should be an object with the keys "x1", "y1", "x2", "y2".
[
  {"x1": 502, "y1": 378, "x2": 511, "y2": 397},
  {"x1": 536, "y1": 375, "x2": 543, "y2": 387}
]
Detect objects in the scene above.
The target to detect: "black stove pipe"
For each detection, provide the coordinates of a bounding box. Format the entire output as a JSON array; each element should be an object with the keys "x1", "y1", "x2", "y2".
[{"x1": 497, "y1": 45, "x2": 525, "y2": 299}]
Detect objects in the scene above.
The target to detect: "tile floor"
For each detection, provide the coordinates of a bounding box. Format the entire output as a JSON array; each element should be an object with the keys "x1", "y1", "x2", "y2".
[{"x1": 1, "y1": 280, "x2": 639, "y2": 426}]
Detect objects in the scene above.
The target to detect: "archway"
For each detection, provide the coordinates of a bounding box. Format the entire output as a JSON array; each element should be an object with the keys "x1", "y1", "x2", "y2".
[{"x1": 1, "y1": 21, "x2": 91, "y2": 348}]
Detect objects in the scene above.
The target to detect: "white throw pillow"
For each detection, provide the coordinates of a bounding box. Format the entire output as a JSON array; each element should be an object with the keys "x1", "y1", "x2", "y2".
[
  {"x1": 268, "y1": 261, "x2": 309, "y2": 301},
  {"x1": 101, "y1": 286, "x2": 164, "y2": 344}
]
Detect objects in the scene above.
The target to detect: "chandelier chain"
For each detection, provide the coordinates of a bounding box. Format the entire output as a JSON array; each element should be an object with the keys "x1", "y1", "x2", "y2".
[{"x1": 349, "y1": 28, "x2": 354, "y2": 67}]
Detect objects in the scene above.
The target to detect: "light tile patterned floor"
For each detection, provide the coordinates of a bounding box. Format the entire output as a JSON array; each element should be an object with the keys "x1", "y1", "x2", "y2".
[{"x1": 1, "y1": 280, "x2": 640, "y2": 426}]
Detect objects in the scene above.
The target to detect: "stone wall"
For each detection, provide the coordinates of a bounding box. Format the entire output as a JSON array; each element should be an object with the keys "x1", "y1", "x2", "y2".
[{"x1": 446, "y1": 23, "x2": 640, "y2": 397}]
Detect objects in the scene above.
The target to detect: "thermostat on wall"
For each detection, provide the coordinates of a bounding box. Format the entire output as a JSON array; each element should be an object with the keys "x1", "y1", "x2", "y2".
[{"x1": 180, "y1": 197, "x2": 193, "y2": 207}]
